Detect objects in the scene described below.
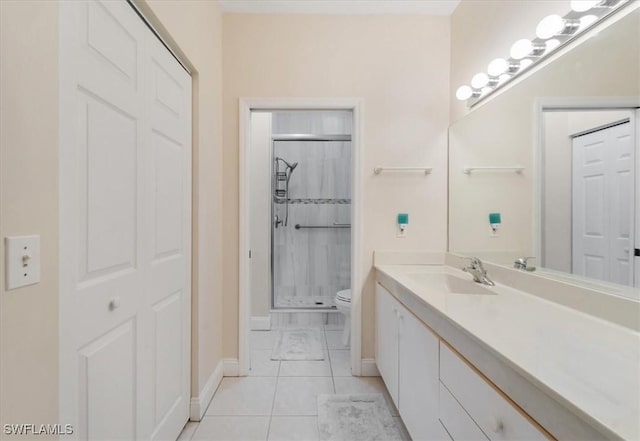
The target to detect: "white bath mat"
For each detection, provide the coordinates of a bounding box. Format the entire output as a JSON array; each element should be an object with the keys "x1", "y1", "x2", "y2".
[
  {"x1": 271, "y1": 328, "x2": 325, "y2": 361},
  {"x1": 317, "y1": 394, "x2": 402, "y2": 441}
]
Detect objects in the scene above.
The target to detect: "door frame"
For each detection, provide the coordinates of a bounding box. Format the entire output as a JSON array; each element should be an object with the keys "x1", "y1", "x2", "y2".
[
  {"x1": 239, "y1": 98, "x2": 364, "y2": 376},
  {"x1": 534, "y1": 96, "x2": 640, "y2": 282}
]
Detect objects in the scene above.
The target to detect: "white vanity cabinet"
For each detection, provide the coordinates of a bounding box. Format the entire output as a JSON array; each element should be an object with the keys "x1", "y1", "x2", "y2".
[
  {"x1": 375, "y1": 282, "x2": 400, "y2": 405},
  {"x1": 375, "y1": 283, "x2": 443, "y2": 440},
  {"x1": 376, "y1": 282, "x2": 552, "y2": 441},
  {"x1": 439, "y1": 344, "x2": 549, "y2": 441}
]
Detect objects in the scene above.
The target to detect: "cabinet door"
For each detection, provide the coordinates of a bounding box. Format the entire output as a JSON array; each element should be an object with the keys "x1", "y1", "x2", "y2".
[
  {"x1": 375, "y1": 283, "x2": 399, "y2": 406},
  {"x1": 398, "y1": 304, "x2": 442, "y2": 441},
  {"x1": 440, "y1": 345, "x2": 548, "y2": 441}
]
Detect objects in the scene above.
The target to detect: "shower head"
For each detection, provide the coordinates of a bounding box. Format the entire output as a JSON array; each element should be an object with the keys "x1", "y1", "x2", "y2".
[{"x1": 276, "y1": 157, "x2": 298, "y2": 171}]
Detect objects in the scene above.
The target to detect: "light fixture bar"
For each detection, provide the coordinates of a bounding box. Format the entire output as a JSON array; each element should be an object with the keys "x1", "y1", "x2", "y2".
[{"x1": 455, "y1": 0, "x2": 631, "y2": 108}]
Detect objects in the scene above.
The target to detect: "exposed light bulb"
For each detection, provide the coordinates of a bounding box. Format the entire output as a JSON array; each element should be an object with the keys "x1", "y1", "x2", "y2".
[
  {"x1": 579, "y1": 14, "x2": 598, "y2": 31},
  {"x1": 456, "y1": 85, "x2": 473, "y2": 101},
  {"x1": 498, "y1": 74, "x2": 511, "y2": 84},
  {"x1": 511, "y1": 39, "x2": 533, "y2": 59},
  {"x1": 520, "y1": 59, "x2": 533, "y2": 69},
  {"x1": 471, "y1": 72, "x2": 490, "y2": 88},
  {"x1": 481, "y1": 86, "x2": 493, "y2": 96},
  {"x1": 487, "y1": 58, "x2": 508, "y2": 76},
  {"x1": 545, "y1": 39, "x2": 561, "y2": 51},
  {"x1": 571, "y1": 0, "x2": 600, "y2": 12},
  {"x1": 536, "y1": 15, "x2": 565, "y2": 39}
]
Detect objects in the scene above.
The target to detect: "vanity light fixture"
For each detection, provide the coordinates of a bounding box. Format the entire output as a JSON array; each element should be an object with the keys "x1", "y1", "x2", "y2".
[
  {"x1": 571, "y1": 0, "x2": 601, "y2": 12},
  {"x1": 455, "y1": 0, "x2": 629, "y2": 106},
  {"x1": 519, "y1": 59, "x2": 534, "y2": 70},
  {"x1": 510, "y1": 38, "x2": 534, "y2": 59},
  {"x1": 455, "y1": 85, "x2": 475, "y2": 100},
  {"x1": 545, "y1": 39, "x2": 561, "y2": 51},
  {"x1": 536, "y1": 15, "x2": 580, "y2": 39},
  {"x1": 487, "y1": 58, "x2": 509, "y2": 76},
  {"x1": 579, "y1": 14, "x2": 599, "y2": 29}
]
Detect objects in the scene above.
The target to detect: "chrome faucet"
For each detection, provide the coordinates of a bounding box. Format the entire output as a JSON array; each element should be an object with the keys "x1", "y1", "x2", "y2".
[
  {"x1": 462, "y1": 257, "x2": 495, "y2": 286},
  {"x1": 513, "y1": 257, "x2": 536, "y2": 272}
]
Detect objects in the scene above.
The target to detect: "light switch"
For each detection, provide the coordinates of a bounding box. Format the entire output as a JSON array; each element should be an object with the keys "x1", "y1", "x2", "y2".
[{"x1": 5, "y1": 235, "x2": 40, "y2": 290}]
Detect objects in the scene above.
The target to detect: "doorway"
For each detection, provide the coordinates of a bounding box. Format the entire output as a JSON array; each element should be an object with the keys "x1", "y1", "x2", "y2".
[{"x1": 239, "y1": 99, "x2": 364, "y2": 377}]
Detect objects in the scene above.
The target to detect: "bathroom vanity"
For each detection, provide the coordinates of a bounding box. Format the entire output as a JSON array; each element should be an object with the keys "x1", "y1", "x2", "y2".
[{"x1": 374, "y1": 257, "x2": 640, "y2": 441}]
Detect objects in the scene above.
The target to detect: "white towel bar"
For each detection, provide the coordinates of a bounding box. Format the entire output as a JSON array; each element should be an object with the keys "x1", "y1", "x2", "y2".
[
  {"x1": 373, "y1": 166, "x2": 433, "y2": 175},
  {"x1": 463, "y1": 166, "x2": 524, "y2": 174}
]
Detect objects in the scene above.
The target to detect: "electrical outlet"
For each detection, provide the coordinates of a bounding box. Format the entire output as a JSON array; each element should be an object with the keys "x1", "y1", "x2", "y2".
[
  {"x1": 5, "y1": 235, "x2": 40, "y2": 290},
  {"x1": 397, "y1": 225, "x2": 407, "y2": 238}
]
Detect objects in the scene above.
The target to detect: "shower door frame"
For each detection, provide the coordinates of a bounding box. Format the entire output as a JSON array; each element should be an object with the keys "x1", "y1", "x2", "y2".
[
  {"x1": 239, "y1": 98, "x2": 364, "y2": 377},
  {"x1": 271, "y1": 133, "x2": 353, "y2": 310}
]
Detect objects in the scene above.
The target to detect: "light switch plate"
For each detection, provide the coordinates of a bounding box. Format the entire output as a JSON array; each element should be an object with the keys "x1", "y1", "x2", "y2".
[{"x1": 5, "y1": 235, "x2": 40, "y2": 290}]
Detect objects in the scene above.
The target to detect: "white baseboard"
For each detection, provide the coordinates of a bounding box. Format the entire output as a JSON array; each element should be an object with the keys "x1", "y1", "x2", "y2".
[
  {"x1": 250, "y1": 316, "x2": 271, "y2": 331},
  {"x1": 361, "y1": 358, "x2": 380, "y2": 377},
  {"x1": 223, "y1": 358, "x2": 240, "y2": 376},
  {"x1": 189, "y1": 360, "x2": 223, "y2": 421}
]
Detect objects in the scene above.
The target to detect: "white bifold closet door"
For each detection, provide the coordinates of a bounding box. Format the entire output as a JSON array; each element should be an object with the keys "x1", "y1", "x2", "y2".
[
  {"x1": 572, "y1": 121, "x2": 634, "y2": 286},
  {"x1": 59, "y1": 1, "x2": 192, "y2": 440}
]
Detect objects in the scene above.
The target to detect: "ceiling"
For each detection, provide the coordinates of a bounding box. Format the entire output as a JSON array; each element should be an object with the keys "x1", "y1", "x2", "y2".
[{"x1": 217, "y1": 0, "x2": 461, "y2": 16}]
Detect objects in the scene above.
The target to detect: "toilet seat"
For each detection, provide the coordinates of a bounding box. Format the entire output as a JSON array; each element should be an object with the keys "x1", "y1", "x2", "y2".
[
  {"x1": 336, "y1": 289, "x2": 351, "y2": 303},
  {"x1": 334, "y1": 289, "x2": 351, "y2": 347}
]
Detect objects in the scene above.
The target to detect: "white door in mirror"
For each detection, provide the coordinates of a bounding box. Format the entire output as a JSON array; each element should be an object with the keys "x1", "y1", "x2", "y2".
[{"x1": 5, "y1": 235, "x2": 40, "y2": 290}]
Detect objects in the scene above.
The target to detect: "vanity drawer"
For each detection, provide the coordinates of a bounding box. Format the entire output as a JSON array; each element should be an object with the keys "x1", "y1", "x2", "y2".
[
  {"x1": 440, "y1": 344, "x2": 550, "y2": 441},
  {"x1": 440, "y1": 382, "x2": 488, "y2": 441}
]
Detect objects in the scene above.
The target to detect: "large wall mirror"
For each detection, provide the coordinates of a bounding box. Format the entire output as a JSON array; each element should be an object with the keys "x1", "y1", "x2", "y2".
[{"x1": 448, "y1": 4, "x2": 639, "y2": 300}]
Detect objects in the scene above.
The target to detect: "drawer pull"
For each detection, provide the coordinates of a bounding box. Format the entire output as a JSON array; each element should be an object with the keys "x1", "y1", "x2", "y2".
[
  {"x1": 109, "y1": 297, "x2": 121, "y2": 311},
  {"x1": 492, "y1": 418, "x2": 505, "y2": 433}
]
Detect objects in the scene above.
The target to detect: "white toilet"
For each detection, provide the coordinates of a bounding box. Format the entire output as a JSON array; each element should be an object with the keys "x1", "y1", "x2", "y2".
[{"x1": 334, "y1": 289, "x2": 351, "y2": 347}]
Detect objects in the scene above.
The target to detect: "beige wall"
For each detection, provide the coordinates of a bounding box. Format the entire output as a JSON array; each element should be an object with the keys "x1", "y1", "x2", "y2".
[
  {"x1": 450, "y1": 0, "x2": 570, "y2": 122},
  {"x1": 0, "y1": 1, "x2": 60, "y2": 435},
  {"x1": 448, "y1": 8, "x2": 640, "y2": 260},
  {"x1": 0, "y1": 0, "x2": 224, "y2": 431},
  {"x1": 141, "y1": 0, "x2": 225, "y2": 399},
  {"x1": 222, "y1": 14, "x2": 451, "y2": 359}
]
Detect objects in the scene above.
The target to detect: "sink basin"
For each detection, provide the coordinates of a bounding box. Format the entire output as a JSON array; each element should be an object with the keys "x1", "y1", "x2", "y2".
[{"x1": 405, "y1": 273, "x2": 495, "y2": 295}]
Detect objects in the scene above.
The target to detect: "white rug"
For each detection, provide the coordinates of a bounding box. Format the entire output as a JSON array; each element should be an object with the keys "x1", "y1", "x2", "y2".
[
  {"x1": 271, "y1": 328, "x2": 325, "y2": 360},
  {"x1": 317, "y1": 394, "x2": 402, "y2": 441}
]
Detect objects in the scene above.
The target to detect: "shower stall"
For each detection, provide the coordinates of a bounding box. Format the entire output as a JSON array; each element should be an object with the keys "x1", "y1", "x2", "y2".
[{"x1": 271, "y1": 111, "x2": 352, "y2": 309}]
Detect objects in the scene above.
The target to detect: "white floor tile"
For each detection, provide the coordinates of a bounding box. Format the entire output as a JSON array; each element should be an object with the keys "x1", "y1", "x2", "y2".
[
  {"x1": 268, "y1": 416, "x2": 319, "y2": 441},
  {"x1": 192, "y1": 416, "x2": 269, "y2": 441},
  {"x1": 250, "y1": 349, "x2": 280, "y2": 376},
  {"x1": 395, "y1": 417, "x2": 413, "y2": 441},
  {"x1": 279, "y1": 358, "x2": 332, "y2": 377},
  {"x1": 251, "y1": 331, "x2": 277, "y2": 350},
  {"x1": 324, "y1": 330, "x2": 349, "y2": 350},
  {"x1": 273, "y1": 377, "x2": 334, "y2": 416},
  {"x1": 332, "y1": 376, "x2": 399, "y2": 416},
  {"x1": 206, "y1": 377, "x2": 277, "y2": 416},
  {"x1": 328, "y1": 350, "x2": 351, "y2": 377},
  {"x1": 177, "y1": 421, "x2": 198, "y2": 441}
]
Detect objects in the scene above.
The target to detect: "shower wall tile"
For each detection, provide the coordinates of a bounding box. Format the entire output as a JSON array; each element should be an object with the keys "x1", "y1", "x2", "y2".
[{"x1": 272, "y1": 111, "x2": 352, "y2": 308}]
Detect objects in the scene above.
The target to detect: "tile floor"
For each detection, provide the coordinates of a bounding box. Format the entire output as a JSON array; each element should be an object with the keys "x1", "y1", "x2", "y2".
[{"x1": 177, "y1": 325, "x2": 412, "y2": 441}]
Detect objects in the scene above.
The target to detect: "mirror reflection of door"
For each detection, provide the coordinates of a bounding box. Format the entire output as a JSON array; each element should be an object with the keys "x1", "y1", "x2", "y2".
[
  {"x1": 542, "y1": 109, "x2": 638, "y2": 288},
  {"x1": 572, "y1": 121, "x2": 634, "y2": 286}
]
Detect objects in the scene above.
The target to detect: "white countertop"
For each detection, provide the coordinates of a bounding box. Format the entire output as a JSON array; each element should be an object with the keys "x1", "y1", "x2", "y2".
[{"x1": 375, "y1": 264, "x2": 640, "y2": 441}]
